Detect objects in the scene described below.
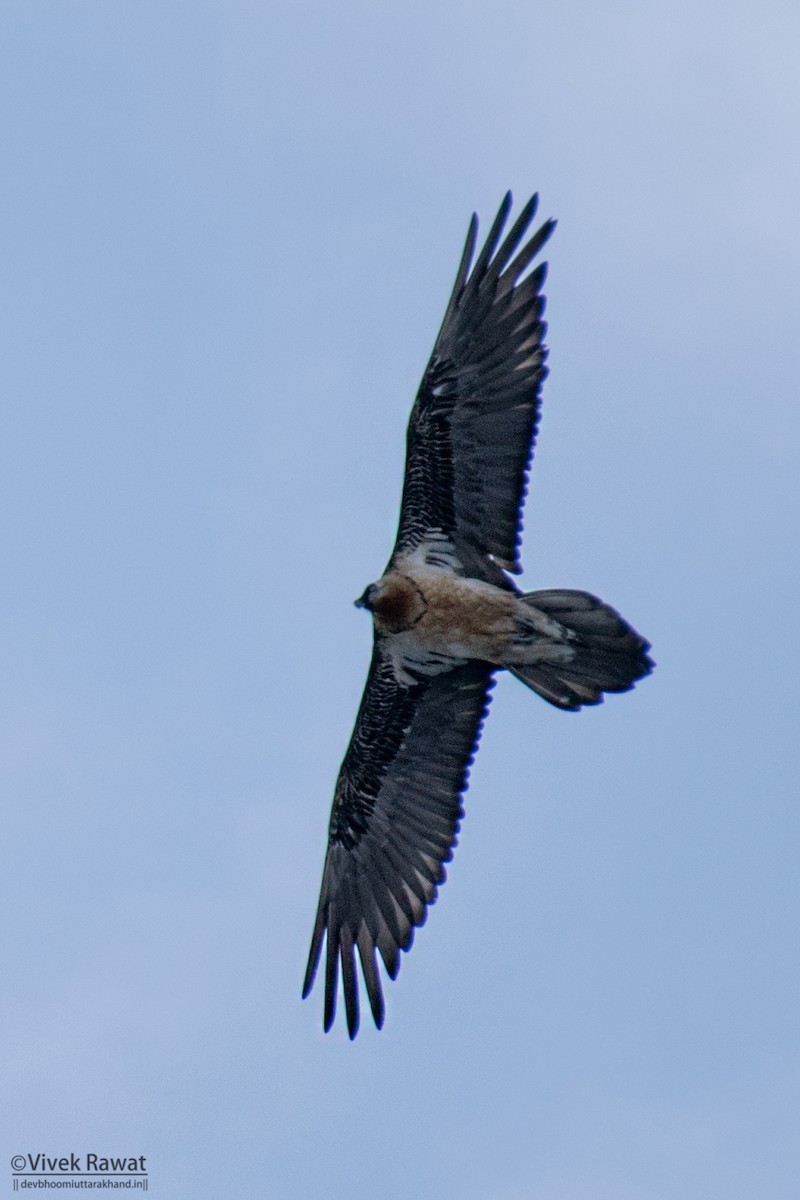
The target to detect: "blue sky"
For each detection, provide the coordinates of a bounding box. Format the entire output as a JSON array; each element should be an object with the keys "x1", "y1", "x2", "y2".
[{"x1": 2, "y1": 2, "x2": 798, "y2": 1197}]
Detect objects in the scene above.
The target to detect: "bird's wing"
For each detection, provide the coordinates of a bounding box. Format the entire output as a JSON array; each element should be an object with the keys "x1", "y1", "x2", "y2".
[
  {"x1": 390, "y1": 193, "x2": 556, "y2": 579},
  {"x1": 303, "y1": 649, "x2": 494, "y2": 1038}
]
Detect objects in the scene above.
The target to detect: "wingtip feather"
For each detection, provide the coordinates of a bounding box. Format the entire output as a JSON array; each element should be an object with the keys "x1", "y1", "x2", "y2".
[
  {"x1": 340, "y1": 925, "x2": 360, "y2": 1039},
  {"x1": 302, "y1": 902, "x2": 325, "y2": 999}
]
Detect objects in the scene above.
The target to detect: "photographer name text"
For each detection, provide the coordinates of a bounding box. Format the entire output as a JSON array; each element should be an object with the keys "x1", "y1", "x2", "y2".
[{"x1": 13, "y1": 1157, "x2": 146, "y2": 1174}]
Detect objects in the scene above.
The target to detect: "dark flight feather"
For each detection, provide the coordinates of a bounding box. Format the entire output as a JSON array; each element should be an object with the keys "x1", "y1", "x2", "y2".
[
  {"x1": 303, "y1": 655, "x2": 494, "y2": 1038},
  {"x1": 391, "y1": 193, "x2": 556, "y2": 580}
]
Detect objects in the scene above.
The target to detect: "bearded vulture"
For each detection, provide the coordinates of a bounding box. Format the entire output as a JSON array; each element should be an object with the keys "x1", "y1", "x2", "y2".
[{"x1": 302, "y1": 193, "x2": 652, "y2": 1038}]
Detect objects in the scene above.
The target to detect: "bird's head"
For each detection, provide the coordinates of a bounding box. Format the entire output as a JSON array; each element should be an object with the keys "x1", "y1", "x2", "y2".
[
  {"x1": 354, "y1": 583, "x2": 379, "y2": 611},
  {"x1": 354, "y1": 575, "x2": 427, "y2": 633}
]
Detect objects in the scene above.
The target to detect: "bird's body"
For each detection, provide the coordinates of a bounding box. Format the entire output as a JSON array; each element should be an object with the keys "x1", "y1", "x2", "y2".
[
  {"x1": 303, "y1": 193, "x2": 653, "y2": 1037},
  {"x1": 366, "y1": 545, "x2": 517, "y2": 678},
  {"x1": 363, "y1": 543, "x2": 612, "y2": 685}
]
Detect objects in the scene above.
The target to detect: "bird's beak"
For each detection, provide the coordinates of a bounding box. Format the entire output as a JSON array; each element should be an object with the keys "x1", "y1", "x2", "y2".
[{"x1": 354, "y1": 585, "x2": 376, "y2": 610}]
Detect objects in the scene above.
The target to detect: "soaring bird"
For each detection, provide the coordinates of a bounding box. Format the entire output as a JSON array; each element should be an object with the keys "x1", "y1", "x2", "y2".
[{"x1": 302, "y1": 193, "x2": 652, "y2": 1038}]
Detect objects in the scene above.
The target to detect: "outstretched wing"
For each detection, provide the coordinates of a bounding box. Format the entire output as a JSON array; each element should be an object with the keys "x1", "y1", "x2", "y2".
[
  {"x1": 303, "y1": 651, "x2": 494, "y2": 1038},
  {"x1": 391, "y1": 193, "x2": 556, "y2": 579}
]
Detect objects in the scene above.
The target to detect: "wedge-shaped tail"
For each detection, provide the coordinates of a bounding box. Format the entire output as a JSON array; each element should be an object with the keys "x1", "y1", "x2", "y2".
[{"x1": 509, "y1": 589, "x2": 653, "y2": 710}]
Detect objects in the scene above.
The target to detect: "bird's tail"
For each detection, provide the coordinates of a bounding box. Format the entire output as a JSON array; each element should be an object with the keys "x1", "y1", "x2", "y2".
[{"x1": 508, "y1": 589, "x2": 653, "y2": 710}]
